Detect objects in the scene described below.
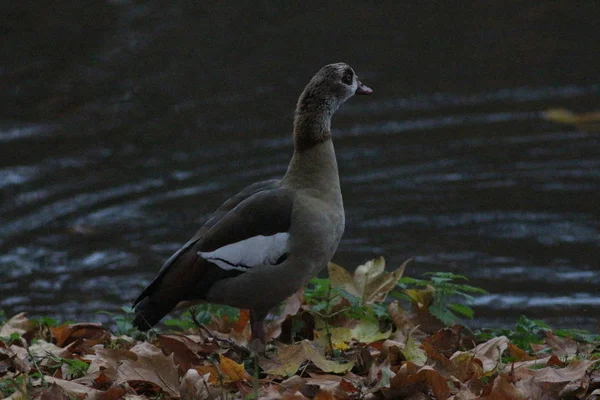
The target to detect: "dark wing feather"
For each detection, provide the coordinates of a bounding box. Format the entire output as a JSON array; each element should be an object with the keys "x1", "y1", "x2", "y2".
[
  {"x1": 132, "y1": 180, "x2": 295, "y2": 330},
  {"x1": 132, "y1": 179, "x2": 280, "y2": 307}
]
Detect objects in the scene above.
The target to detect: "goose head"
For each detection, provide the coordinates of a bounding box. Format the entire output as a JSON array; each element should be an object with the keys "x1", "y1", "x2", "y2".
[{"x1": 295, "y1": 62, "x2": 372, "y2": 117}]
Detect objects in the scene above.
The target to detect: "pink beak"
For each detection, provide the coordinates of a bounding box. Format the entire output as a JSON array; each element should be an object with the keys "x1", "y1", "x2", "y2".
[{"x1": 355, "y1": 79, "x2": 373, "y2": 95}]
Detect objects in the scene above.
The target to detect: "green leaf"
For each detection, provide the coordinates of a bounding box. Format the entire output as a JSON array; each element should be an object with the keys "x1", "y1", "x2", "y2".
[
  {"x1": 448, "y1": 303, "x2": 474, "y2": 319},
  {"x1": 429, "y1": 300, "x2": 456, "y2": 326}
]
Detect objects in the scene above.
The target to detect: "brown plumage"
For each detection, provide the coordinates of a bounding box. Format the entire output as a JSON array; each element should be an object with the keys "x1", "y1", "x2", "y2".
[{"x1": 132, "y1": 63, "x2": 372, "y2": 342}]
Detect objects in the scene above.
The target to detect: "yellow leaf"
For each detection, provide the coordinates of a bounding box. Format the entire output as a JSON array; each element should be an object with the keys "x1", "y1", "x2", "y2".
[
  {"x1": 260, "y1": 340, "x2": 354, "y2": 376},
  {"x1": 194, "y1": 365, "x2": 220, "y2": 385},
  {"x1": 314, "y1": 318, "x2": 391, "y2": 347},
  {"x1": 327, "y1": 262, "x2": 359, "y2": 297},
  {"x1": 404, "y1": 285, "x2": 434, "y2": 309},
  {"x1": 218, "y1": 354, "x2": 251, "y2": 382},
  {"x1": 329, "y1": 257, "x2": 410, "y2": 306},
  {"x1": 544, "y1": 108, "x2": 600, "y2": 131},
  {"x1": 333, "y1": 341, "x2": 350, "y2": 351}
]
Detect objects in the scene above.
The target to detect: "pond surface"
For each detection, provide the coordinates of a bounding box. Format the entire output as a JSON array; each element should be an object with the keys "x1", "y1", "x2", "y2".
[{"x1": 1, "y1": 1, "x2": 599, "y2": 330}]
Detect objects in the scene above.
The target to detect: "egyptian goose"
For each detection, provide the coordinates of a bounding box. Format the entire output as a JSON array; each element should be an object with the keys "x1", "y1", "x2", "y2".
[{"x1": 132, "y1": 63, "x2": 372, "y2": 342}]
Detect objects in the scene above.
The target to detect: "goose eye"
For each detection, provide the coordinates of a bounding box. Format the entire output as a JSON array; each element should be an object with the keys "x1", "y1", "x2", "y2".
[{"x1": 341, "y1": 74, "x2": 353, "y2": 85}]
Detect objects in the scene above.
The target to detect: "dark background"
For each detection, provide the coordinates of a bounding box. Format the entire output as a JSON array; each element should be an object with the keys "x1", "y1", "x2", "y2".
[{"x1": 1, "y1": 1, "x2": 599, "y2": 330}]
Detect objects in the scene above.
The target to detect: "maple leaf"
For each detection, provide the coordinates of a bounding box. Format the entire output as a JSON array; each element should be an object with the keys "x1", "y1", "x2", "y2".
[
  {"x1": 261, "y1": 340, "x2": 355, "y2": 377},
  {"x1": 328, "y1": 257, "x2": 409, "y2": 305},
  {"x1": 113, "y1": 341, "x2": 180, "y2": 398}
]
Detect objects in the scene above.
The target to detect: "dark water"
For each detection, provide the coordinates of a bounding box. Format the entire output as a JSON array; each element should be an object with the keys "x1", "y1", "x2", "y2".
[{"x1": 1, "y1": 1, "x2": 599, "y2": 330}]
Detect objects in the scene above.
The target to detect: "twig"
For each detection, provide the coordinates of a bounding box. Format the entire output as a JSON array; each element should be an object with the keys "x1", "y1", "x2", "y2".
[
  {"x1": 323, "y1": 282, "x2": 335, "y2": 357},
  {"x1": 27, "y1": 348, "x2": 46, "y2": 385},
  {"x1": 196, "y1": 321, "x2": 253, "y2": 358}
]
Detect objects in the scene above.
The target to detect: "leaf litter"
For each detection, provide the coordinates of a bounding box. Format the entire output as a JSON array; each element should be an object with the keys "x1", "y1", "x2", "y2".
[{"x1": 0, "y1": 258, "x2": 599, "y2": 399}]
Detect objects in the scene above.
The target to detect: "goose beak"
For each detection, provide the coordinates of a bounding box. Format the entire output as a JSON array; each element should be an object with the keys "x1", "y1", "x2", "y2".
[{"x1": 355, "y1": 80, "x2": 373, "y2": 95}]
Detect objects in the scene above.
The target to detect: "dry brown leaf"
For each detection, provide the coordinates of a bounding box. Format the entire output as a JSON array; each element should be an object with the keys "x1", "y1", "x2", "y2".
[
  {"x1": 50, "y1": 323, "x2": 110, "y2": 347},
  {"x1": 114, "y1": 341, "x2": 180, "y2": 397},
  {"x1": 532, "y1": 359, "x2": 598, "y2": 384},
  {"x1": 180, "y1": 368, "x2": 211, "y2": 400},
  {"x1": 468, "y1": 336, "x2": 509, "y2": 373},
  {"x1": 388, "y1": 300, "x2": 416, "y2": 339},
  {"x1": 157, "y1": 334, "x2": 205, "y2": 373},
  {"x1": 0, "y1": 313, "x2": 36, "y2": 338},
  {"x1": 453, "y1": 383, "x2": 479, "y2": 399},
  {"x1": 481, "y1": 373, "x2": 525, "y2": 400},
  {"x1": 424, "y1": 326, "x2": 464, "y2": 358},
  {"x1": 507, "y1": 343, "x2": 534, "y2": 362},
  {"x1": 35, "y1": 376, "x2": 103, "y2": 398},
  {"x1": 85, "y1": 348, "x2": 137, "y2": 378},
  {"x1": 313, "y1": 390, "x2": 336, "y2": 400},
  {"x1": 38, "y1": 383, "x2": 70, "y2": 400},
  {"x1": 266, "y1": 288, "x2": 304, "y2": 340},
  {"x1": 28, "y1": 340, "x2": 72, "y2": 368},
  {"x1": 261, "y1": 340, "x2": 355, "y2": 377},
  {"x1": 384, "y1": 361, "x2": 450, "y2": 400},
  {"x1": 544, "y1": 331, "x2": 577, "y2": 358},
  {"x1": 545, "y1": 354, "x2": 566, "y2": 367},
  {"x1": 87, "y1": 383, "x2": 134, "y2": 400},
  {"x1": 280, "y1": 390, "x2": 310, "y2": 400},
  {"x1": 305, "y1": 373, "x2": 342, "y2": 391},
  {"x1": 450, "y1": 352, "x2": 483, "y2": 383}
]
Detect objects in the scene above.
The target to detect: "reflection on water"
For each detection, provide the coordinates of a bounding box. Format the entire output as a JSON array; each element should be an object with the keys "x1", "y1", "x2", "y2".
[{"x1": 1, "y1": 2, "x2": 599, "y2": 330}]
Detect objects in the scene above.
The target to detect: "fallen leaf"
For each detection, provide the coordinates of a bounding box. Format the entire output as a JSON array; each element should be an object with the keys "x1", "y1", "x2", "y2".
[
  {"x1": 384, "y1": 361, "x2": 450, "y2": 400},
  {"x1": 266, "y1": 288, "x2": 304, "y2": 340},
  {"x1": 33, "y1": 376, "x2": 103, "y2": 398},
  {"x1": 313, "y1": 390, "x2": 335, "y2": 400},
  {"x1": 545, "y1": 354, "x2": 566, "y2": 368},
  {"x1": 114, "y1": 341, "x2": 180, "y2": 397},
  {"x1": 424, "y1": 326, "x2": 464, "y2": 358},
  {"x1": 261, "y1": 340, "x2": 355, "y2": 376},
  {"x1": 353, "y1": 257, "x2": 409, "y2": 304},
  {"x1": 157, "y1": 334, "x2": 205, "y2": 373},
  {"x1": 28, "y1": 340, "x2": 72, "y2": 367},
  {"x1": 544, "y1": 331, "x2": 577, "y2": 358},
  {"x1": 388, "y1": 301, "x2": 416, "y2": 337},
  {"x1": 180, "y1": 368, "x2": 211, "y2": 400},
  {"x1": 50, "y1": 323, "x2": 110, "y2": 347},
  {"x1": 328, "y1": 258, "x2": 409, "y2": 306},
  {"x1": 543, "y1": 108, "x2": 600, "y2": 131},
  {"x1": 402, "y1": 335, "x2": 427, "y2": 366},
  {"x1": 219, "y1": 354, "x2": 252, "y2": 381},
  {"x1": 481, "y1": 373, "x2": 525, "y2": 400},
  {"x1": 450, "y1": 352, "x2": 483, "y2": 383},
  {"x1": 38, "y1": 383, "x2": 70, "y2": 400},
  {"x1": 467, "y1": 336, "x2": 509, "y2": 373},
  {"x1": 532, "y1": 359, "x2": 598, "y2": 384},
  {"x1": 194, "y1": 365, "x2": 221, "y2": 385},
  {"x1": 507, "y1": 343, "x2": 535, "y2": 361},
  {"x1": 314, "y1": 317, "x2": 391, "y2": 348},
  {"x1": 0, "y1": 313, "x2": 36, "y2": 338}
]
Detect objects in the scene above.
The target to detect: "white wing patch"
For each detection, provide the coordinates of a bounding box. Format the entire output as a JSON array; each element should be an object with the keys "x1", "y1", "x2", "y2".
[{"x1": 198, "y1": 232, "x2": 290, "y2": 272}]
